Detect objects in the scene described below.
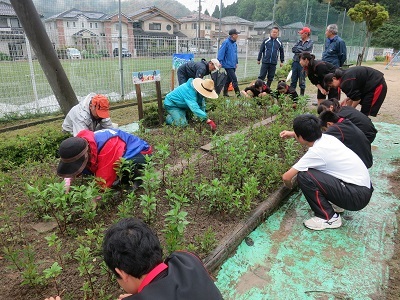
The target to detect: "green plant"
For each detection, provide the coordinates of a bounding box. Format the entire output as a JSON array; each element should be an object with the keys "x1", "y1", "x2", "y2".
[
  {"x1": 74, "y1": 245, "x2": 96, "y2": 299},
  {"x1": 139, "y1": 156, "x2": 161, "y2": 223},
  {"x1": 374, "y1": 55, "x2": 385, "y2": 62},
  {"x1": 195, "y1": 226, "x2": 217, "y2": 254},
  {"x1": 3, "y1": 244, "x2": 45, "y2": 286},
  {"x1": 43, "y1": 262, "x2": 63, "y2": 296},
  {"x1": 117, "y1": 191, "x2": 138, "y2": 219},
  {"x1": 163, "y1": 190, "x2": 190, "y2": 253}
]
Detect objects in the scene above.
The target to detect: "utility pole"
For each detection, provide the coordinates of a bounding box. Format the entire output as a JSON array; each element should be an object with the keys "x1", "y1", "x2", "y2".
[
  {"x1": 218, "y1": 0, "x2": 222, "y2": 50},
  {"x1": 118, "y1": 0, "x2": 124, "y2": 100},
  {"x1": 304, "y1": 0, "x2": 309, "y2": 25},
  {"x1": 325, "y1": 1, "x2": 331, "y2": 29},
  {"x1": 272, "y1": 0, "x2": 276, "y2": 22},
  {"x1": 197, "y1": 0, "x2": 202, "y2": 49}
]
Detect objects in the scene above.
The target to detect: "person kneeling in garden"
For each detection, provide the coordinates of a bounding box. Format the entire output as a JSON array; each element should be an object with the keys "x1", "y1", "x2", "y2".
[
  {"x1": 46, "y1": 217, "x2": 223, "y2": 300},
  {"x1": 240, "y1": 79, "x2": 272, "y2": 98},
  {"x1": 57, "y1": 128, "x2": 152, "y2": 190},
  {"x1": 279, "y1": 114, "x2": 373, "y2": 231},
  {"x1": 163, "y1": 78, "x2": 218, "y2": 131}
]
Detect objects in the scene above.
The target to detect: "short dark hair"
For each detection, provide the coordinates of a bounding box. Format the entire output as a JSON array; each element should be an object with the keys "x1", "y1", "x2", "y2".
[
  {"x1": 102, "y1": 218, "x2": 163, "y2": 279},
  {"x1": 277, "y1": 80, "x2": 288, "y2": 92},
  {"x1": 293, "y1": 114, "x2": 322, "y2": 142},
  {"x1": 319, "y1": 110, "x2": 340, "y2": 127},
  {"x1": 299, "y1": 52, "x2": 315, "y2": 61},
  {"x1": 323, "y1": 69, "x2": 344, "y2": 86},
  {"x1": 317, "y1": 98, "x2": 341, "y2": 114},
  {"x1": 254, "y1": 79, "x2": 264, "y2": 88},
  {"x1": 271, "y1": 26, "x2": 279, "y2": 32}
]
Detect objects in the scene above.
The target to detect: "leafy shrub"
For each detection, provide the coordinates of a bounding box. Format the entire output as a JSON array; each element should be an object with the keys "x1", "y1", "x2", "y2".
[
  {"x1": 0, "y1": 52, "x2": 11, "y2": 61},
  {"x1": 0, "y1": 127, "x2": 68, "y2": 171},
  {"x1": 374, "y1": 55, "x2": 385, "y2": 62}
]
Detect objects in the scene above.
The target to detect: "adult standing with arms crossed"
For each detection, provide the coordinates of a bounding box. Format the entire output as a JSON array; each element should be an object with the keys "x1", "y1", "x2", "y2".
[
  {"x1": 257, "y1": 27, "x2": 284, "y2": 88},
  {"x1": 290, "y1": 27, "x2": 314, "y2": 96},
  {"x1": 322, "y1": 24, "x2": 347, "y2": 68},
  {"x1": 218, "y1": 29, "x2": 240, "y2": 97}
]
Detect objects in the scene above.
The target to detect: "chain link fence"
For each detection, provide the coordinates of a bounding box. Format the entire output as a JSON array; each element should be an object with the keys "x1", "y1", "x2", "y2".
[{"x1": 0, "y1": 1, "x2": 393, "y2": 118}]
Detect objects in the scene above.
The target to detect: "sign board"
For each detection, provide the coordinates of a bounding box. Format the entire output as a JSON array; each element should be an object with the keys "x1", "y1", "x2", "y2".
[
  {"x1": 132, "y1": 70, "x2": 161, "y2": 84},
  {"x1": 172, "y1": 53, "x2": 194, "y2": 70}
]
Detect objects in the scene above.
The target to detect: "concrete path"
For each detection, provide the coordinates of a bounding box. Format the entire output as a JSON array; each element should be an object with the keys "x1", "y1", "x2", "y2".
[{"x1": 215, "y1": 122, "x2": 400, "y2": 299}]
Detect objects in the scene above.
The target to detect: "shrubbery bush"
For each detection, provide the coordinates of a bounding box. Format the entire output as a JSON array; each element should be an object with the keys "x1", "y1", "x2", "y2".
[{"x1": 0, "y1": 127, "x2": 68, "y2": 171}]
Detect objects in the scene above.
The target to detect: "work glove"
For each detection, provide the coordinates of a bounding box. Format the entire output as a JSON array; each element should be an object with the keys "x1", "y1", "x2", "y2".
[
  {"x1": 64, "y1": 177, "x2": 72, "y2": 193},
  {"x1": 206, "y1": 119, "x2": 217, "y2": 132}
]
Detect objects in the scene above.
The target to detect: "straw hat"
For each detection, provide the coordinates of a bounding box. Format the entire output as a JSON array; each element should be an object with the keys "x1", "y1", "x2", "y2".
[
  {"x1": 193, "y1": 78, "x2": 218, "y2": 99},
  {"x1": 210, "y1": 58, "x2": 221, "y2": 70}
]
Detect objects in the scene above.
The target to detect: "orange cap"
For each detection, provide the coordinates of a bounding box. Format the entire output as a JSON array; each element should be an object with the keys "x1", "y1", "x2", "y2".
[{"x1": 91, "y1": 94, "x2": 110, "y2": 119}]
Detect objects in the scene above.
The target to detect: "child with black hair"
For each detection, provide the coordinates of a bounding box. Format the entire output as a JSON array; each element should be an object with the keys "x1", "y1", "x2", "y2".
[
  {"x1": 317, "y1": 98, "x2": 377, "y2": 143},
  {"x1": 280, "y1": 114, "x2": 373, "y2": 231},
  {"x1": 276, "y1": 80, "x2": 299, "y2": 102},
  {"x1": 241, "y1": 79, "x2": 271, "y2": 98}
]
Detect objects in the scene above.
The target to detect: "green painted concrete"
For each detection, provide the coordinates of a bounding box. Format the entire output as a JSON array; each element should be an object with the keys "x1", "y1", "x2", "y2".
[{"x1": 216, "y1": 122, "x2": 400, "y2": 300}]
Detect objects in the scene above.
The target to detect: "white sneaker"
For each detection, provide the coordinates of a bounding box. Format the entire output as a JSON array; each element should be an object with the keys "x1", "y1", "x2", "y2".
[{"x1": 304, "y1": 214, "x2": 342, "y2": 231}]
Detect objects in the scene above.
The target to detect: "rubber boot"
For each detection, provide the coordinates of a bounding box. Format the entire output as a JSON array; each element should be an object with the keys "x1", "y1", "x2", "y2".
[
  {"x1": 223, "y1": 86, "x2": 230, "y2": 97},
  {"x1": 300, "y1": 88, "x2": 305, "y2": 96},
  {"x1": 234, "y1": 86, "x2": 241, "y2": 97}
]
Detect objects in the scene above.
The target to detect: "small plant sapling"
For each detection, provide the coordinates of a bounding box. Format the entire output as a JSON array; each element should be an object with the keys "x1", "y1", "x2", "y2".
[{"x1": 43, "y1": 262, "x2": 63, "y2": 296}]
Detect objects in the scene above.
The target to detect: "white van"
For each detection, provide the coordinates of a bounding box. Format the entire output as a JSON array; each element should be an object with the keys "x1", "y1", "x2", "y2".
[{"x1": 66, "y1": 48, "x2": 81, "y2": 59}]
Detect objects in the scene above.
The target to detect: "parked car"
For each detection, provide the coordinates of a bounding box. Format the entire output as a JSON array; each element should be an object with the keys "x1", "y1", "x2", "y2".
[
  {"x1": 189, "y1": 47, "x2": 207, "y2": 54},
  {"x1": 66, "y1": 48, "x2": 81, "y2": 59},
  {"x1": 113, "y1": 48, "x2": 132, "y2": 57}
]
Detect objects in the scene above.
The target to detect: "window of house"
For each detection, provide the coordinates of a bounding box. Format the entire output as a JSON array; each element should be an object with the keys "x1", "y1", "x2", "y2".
[
  {"x1": 10, "y1": 18, "x2": 20, "y2": 28},
  {"x1": 149, "y1": 23, "x2": 161, "y2": 30},
  {"x1": 241, "y1": 25, "x2": 245, "y2": 31},
  {"x1": 166, "y1": 24, "x2": 171, "y2": 31},
  {"x1": 66, "y1": 21, "x2": 69, "y2": 28},
  {"x1": 82, "y1": 22, "x2": 84, "y2": 28},
  {"x1": 205, "y1": 23, "x2": 211, "y2": 30},
  {"x1": 90, "y1": 23, "x2": 92, "y2": 28},
  {"x1": 73, "y1": 22, "x2": 76, "y2": 28},
  {"x1": 0, "y1": 17, "x2": 7, "y2": 28},
  {"x1": 95, "y1": 23, "x2": 98, "y2": 28},
  {"x1": 115, "y1": 24, "x2": 120, "y2": 31},
  {"x1": 191, "y1": 23, "x2": 197, "y2": 29}
]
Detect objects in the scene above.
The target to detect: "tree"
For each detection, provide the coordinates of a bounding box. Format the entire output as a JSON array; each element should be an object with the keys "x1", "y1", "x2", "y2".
[
  {"x1": 348, "y1": 0, "x2": 389, "y2": 65},
  {"x1": 212, "y1": 5, "x2": 220, "y2": 18},
  {"x1": 204, "y1": 9, "x2": 210, "y2": 16}
]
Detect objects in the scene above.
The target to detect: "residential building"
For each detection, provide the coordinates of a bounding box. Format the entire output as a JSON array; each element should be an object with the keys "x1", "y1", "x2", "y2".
[
  {"x1": 45, "y1": 8, "x2": 134, "y2": 57},
  {"x1": 253, "y1": 21, "x2": 281, "y2": 40},
  {"x1": 0, "y1": 1, "x2": 26, "y2": 59},
  {"x1": 220, "y1": 16, "x2": 254, "y2": 51},
  {"x1": 129, "y1": 6, "x2": 186, "y2": 56},
  {"x1": 281, "y1": 22, "x2": 320, "y2": 42}
]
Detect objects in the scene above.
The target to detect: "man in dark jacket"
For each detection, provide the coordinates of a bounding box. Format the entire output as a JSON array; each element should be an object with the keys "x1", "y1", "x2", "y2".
[
  {"x1": 257, "y1": 26, "x2": 284, "y2": 87},
  {"x1": 322, "y1": 24, "x2": 347, "y2": 67},
  {"x1": 218, "y1": 28, "x2": 240, "y2": 97},
  {"x1": 290, "y1": 27, "x2": 314, "y2": 96},
  {"x1": 177, "y1": 59, "x2": 221, "y2": 85}
]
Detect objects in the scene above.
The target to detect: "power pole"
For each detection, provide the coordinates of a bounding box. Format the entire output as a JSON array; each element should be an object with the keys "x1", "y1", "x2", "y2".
[{"x1": 197, "y1": 0, "x2": 203, "y2": 49}]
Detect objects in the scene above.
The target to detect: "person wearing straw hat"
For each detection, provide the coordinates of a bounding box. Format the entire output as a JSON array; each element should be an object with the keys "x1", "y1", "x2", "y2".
[
  {"x1": 57, "y1": 128, "x2": 152, "y2": 190},
  {"x1": 177, "y1": 58, "x2": 221, "y2": 85},
  {"x1": 62, "y1": 93, "x2": 116, "y2": 136},
  {"x1": 163, "y1": 78, "x2": 218, "y2": 131}
]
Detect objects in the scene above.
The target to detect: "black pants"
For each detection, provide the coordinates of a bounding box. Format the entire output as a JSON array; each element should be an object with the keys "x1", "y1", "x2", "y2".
[
  {"x1": 224, "y1": 68, "x2": 239, "y2": 91},
  {"x1": 297, "y1": 169, "x2": 373, "y2": 220}
]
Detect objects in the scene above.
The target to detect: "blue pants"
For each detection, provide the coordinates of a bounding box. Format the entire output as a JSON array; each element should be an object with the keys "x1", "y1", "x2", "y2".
[
  {"x1": 290, "y1": 61, "x2": 305, "y2": 90},
  {"x1": 258, "y1": 63, "x2": 277, "y2": 85}
]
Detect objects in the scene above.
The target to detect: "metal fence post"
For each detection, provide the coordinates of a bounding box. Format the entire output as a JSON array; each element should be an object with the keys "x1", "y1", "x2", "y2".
[{"x1": 25, "y1": 34, "x2": 39, "y2": 109}]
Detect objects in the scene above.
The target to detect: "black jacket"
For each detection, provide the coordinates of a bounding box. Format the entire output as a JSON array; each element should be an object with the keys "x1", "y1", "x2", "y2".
[
  {"x1": 307, "y1": 59, "x2": 337, "y2": 87},
  {"x1": 257, "y1": 37, "x2": 284, "y2": 65},
  {"x1": 127, "y1": 251, "x2": 223, "y2": 300},
  {"x1": 337, "y1": 106, "x2": 377, "y2": 143},
  {"x1": 325, "y1": 118, "x2": 373, "y2": 168}
]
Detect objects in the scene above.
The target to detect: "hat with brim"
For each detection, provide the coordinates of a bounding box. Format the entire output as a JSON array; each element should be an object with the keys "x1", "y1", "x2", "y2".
[
  {"x1": 57, "y1": 137, "x2": 89, "y2": 178},
  {"x1": 210, "y1": 58, "x2": 221, "y2": 70},
  {"x1": 298, "y1": 27, "x2": 311, "y2": 34},
  {"x1": 91, "y1": 94, "x2": 110, "y2": 119},
  {"x1": 193, "y1": 78, "x2": 218, "y2": 99}
]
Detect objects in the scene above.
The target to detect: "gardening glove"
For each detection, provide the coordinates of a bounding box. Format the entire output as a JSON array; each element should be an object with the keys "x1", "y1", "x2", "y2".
[
  {"x1": 64, "y1": 177, "x2": 72, "y2": 193},
  {"x1": 206, "y1": 119, "x2": 217, "y2": 132}
]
